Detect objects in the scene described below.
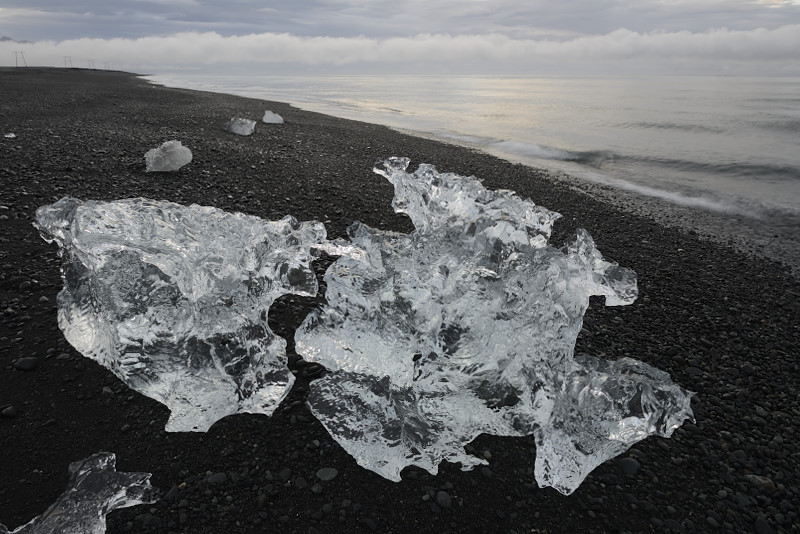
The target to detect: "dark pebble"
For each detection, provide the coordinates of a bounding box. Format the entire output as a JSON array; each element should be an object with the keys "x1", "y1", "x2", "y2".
[
  {"x1": 753, "y1": 515, "x2": 774, "y2": 534},
  {"x1": 436, "y1": 490, "x2": 452, "y2": 509},
  {"x1": 316, "y1": 467, "x2": 338, "y2": 481},
  {"x1": 13, "y1": 357, "x2": 39, "y2": 371},
  {"x1": 615, "y1": 457, "x2": 641, "y2": 476},
  {"x1": 207, "y1": 472, "x2": 227, "y2": 485},
  {"x1": 162, "y1": 485, "x2": 179, "y2": 502},
  {"x1": 1, "y1": 405, "x2": 19, "y2": 418}
]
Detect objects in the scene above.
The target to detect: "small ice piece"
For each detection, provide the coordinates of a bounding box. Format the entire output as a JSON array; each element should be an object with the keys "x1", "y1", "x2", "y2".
[
  {"x1": 4, "y1": 133, "x2": 16, "y2": 138},
  {"x1": 35, "y1": 197, "x2": 327, "y2": 431},
  {"x1": 144, "y1": 140, "x2": 192, "y2": 172},
  {"x1": 262, "y1": 111, "x2": 284, "y2": 124},
  {"x1": 226, "y1": 117, "x2": 256, "y2": 135},
  {"x1": 535, "y1": 355, "x2": 693, "y2": 495},
  {"x1": 1, "y1": 452, "x2": 154, "y2": 534},
  {"x1": 295, "y1": 157, "x2": 693, "y2": 493}
]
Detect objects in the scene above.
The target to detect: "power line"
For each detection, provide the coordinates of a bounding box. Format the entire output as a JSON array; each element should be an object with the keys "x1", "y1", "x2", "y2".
[{"x1": 13, "y1": 51, "x2": 27, "y2": 67}]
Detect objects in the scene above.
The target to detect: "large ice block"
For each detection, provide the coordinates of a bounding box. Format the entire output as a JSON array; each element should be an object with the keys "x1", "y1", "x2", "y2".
[
  {"x1": 295, "y1": 157, "x2": 693, "y2": 493},
  {"x1": 35, "y1": 197, "x2": 327, "y2": 431}
]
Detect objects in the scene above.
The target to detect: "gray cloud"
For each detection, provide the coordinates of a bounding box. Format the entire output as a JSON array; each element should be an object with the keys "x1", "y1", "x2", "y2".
[
  {"x1": 1, "y1": 1, "x2": 798, "y2": 74},
  {"x1": 2, "y1": 0, "x2": 799, "y2": 41},
  {"x1": 2, "y1": 25, "x2": 798, "y2": 74}
]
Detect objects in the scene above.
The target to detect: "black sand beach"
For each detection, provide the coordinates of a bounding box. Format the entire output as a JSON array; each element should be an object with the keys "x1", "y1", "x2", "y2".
[{"x1": 1, "y1": 68, "x2": 798, "y2": 533}]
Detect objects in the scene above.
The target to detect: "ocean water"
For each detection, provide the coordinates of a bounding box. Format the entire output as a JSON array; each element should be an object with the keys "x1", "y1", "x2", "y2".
[{"x1": 144, "y1": 73, "x2": 800, "y2": 270}]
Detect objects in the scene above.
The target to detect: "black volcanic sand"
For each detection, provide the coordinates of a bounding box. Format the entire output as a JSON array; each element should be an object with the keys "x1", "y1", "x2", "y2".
[{"x1": 1, "y1": 68, "x2": 799, "y2": 534}]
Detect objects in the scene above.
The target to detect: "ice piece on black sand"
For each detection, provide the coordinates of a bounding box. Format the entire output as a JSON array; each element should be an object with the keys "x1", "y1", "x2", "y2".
[
  {"x1": 262, "y1": 110, "x2": 284, "y2": 124},
  {"x1": 295, "y1": 157, "x2": 693, "y2": 494},
  {"x1": 35, "y1": 197, "x2": 327, "y2": 431},
  {"x1": 0, "y1": 452, "x2": 154, "y2": 534},
  {"x1": 144, "y1": 140, "x2": 192, "y2": 172},
  {"x1": 534, "y1": 354, "x2": 693, "y2": 495},
  {"x1": 226, "y1": 117, "x2": 256, "y2": 135}
]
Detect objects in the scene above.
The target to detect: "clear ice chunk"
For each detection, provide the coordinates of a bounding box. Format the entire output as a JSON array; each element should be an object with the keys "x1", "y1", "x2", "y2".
[
  {"x1": 35, "y1": 197, "x2": 327, "y2": 431},
  {"x1": 0, "y1": 452, "x2": 154, "y2": 534},
  {"x1": 262, "y1": 111, "x2": 284, "y2": 124},
  {"x1": 295, "y1": 157, "x2": 693, "y2": 493},
  {"x1": 226, "y1": 117, "x2": 256, "y2": 136},
  {"x1": 144, "y1": 140, "x2": 192, "y2": 172}
]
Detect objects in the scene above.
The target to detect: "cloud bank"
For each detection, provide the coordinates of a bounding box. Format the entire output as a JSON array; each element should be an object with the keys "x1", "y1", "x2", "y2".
[{"x1": 2, "y1": 25, "x2": 799, "y2": 74}]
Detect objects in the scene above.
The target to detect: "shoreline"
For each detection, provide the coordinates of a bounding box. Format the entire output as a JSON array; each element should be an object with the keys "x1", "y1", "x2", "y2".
[
  {"x1": 142, "y1": 71, "x2": 800, "y2": 277},
  {"x1": 1, "y1": 68, "x2": 799, "y2": 534}
]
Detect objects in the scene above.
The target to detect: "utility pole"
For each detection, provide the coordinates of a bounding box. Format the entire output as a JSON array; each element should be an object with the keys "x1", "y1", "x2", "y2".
[
  {"x1": 13, "y1": 51, "x2": 27, "y2": 67},
  {"x1": 89, "y1": 59, "x2": 96, "y2": 70},
  {"x1": 64, "y1": 56, "x2": 73, "y2": 68}
]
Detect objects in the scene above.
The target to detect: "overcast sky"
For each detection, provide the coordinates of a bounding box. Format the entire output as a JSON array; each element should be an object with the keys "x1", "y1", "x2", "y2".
[{"x1": 2, "y1": 1, "x2": 799, "y2": 74}]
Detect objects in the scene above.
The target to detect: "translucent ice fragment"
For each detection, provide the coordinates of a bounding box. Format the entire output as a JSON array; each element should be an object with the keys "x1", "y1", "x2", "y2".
[
  {"x1": 226, "y1": 117, "x2": 256, "y2": 135},
  {"x1": 295, "y1": 157, "x2": 693, "y2": 493},
  {"x1": 1, "y1": 452, "x2": 154, "y2": 534},
  {"x1": 35, "y1": 197, "x2": 327, "y2": 431},
  {"x1": 262, "y1": 111, "x2": 284, "y2": 124},
  {"x1": 534, "y1": 355, "x2": 693, "y2": 494},
  {"x1": 144, "y1": 140, "x2": 192, "y2": 172},
  {"x1": 4, "y1": 133, "x2": 16, "y2": 139}
]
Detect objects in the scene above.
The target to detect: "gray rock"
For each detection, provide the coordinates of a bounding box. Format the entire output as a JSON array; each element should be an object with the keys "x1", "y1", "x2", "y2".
[
  {"x1": 615, "y1": 457, "x2": 641, "y2": 476},
  {"x1": 316, "y1": 467, "x2": 338, "y2": 481},
  {"x1": 743, "y1": 474, "x2": 776, "y2": 494},
  {"x1": 754, "y1": 515, "x2": 774, "y2": 534},
  {"x1": 435, "y1": 490, "x2": 452, "y2": 509},
  {"x1": 14, "y1": 357, "x2": 38, "y2": 371},
  {"x1": 207, "y1": 472, "x2": 227, "y2": 485}
]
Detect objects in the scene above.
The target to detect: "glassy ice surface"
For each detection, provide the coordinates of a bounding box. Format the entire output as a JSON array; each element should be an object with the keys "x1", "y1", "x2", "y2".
[
  {"x1": 35, "y1": 197, "x2": 327, "y2": 431},
  {"x1": 144, "y1": 140, "x2": 192, "y2": 172},
  {"x1": 0, "y1": 452, "x2": 154, "y2": 534},
  {"x1": 295, "y1": 157, "x2": 693, "y2": 494},
  {"x1": 226, "y1": 117, "x2": 256, "y2": 136},
  {"x1": 262, "y1": 111, "x2": 284, "y2": 124}
]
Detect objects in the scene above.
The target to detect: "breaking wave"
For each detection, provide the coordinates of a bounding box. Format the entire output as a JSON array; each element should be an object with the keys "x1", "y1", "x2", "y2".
[{"x1": 434, "y1": 134, "x2": 800, "y2": 224}]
